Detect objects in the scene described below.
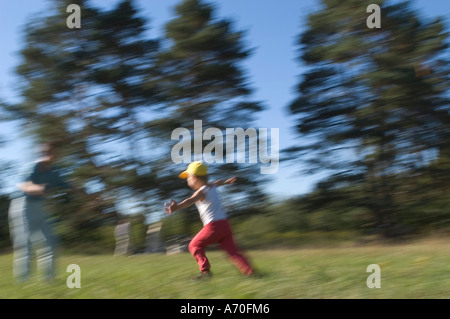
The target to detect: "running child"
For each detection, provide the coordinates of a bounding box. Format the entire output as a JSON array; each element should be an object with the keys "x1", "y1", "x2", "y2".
[{"x1": 164, "y1": 162, "x2": 254, "y2": 280}]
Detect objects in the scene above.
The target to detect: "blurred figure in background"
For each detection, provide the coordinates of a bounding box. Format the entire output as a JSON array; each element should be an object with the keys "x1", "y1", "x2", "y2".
[
  {"x1": 114, "y1": 218, "x2": 131, "y2": 256},
  {"x1": 8, "y1": 140, "x2": 73, "y2": 282}
]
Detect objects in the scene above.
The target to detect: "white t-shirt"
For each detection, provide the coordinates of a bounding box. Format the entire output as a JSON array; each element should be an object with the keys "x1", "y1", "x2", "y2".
[{"x1": 195, "y1": 184, "x2": 227, "y2": 226}]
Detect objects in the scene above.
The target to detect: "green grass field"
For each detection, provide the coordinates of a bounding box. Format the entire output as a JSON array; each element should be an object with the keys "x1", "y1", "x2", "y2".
[{"x1": 1, "y1": 238, "x2": 449, "y2": 299}]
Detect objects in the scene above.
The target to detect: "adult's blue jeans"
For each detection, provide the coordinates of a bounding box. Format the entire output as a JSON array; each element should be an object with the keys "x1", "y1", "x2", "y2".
[{"x1": 8, "y1": 196, "x2": 56, "y2": 282}]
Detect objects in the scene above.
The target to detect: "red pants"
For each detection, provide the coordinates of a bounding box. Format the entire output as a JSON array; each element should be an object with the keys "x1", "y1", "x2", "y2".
[{"x1": 188, "y1": 219, "x2": 253, "y2": 275}]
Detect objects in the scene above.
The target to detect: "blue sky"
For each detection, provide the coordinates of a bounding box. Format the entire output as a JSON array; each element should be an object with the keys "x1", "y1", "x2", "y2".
[{"x1": 1, "y1": 0, "x2": 449, "y2": 199}]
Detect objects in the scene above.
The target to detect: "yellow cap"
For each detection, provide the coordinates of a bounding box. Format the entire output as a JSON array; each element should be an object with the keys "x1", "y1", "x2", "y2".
[{"x1": 179, "y1": 162, "x2": 208, "y2": 179}]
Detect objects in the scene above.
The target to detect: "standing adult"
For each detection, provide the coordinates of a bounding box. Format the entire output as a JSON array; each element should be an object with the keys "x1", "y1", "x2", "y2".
[{"x1": 8, "y1": 140, "x2": 72, "y2": 282}]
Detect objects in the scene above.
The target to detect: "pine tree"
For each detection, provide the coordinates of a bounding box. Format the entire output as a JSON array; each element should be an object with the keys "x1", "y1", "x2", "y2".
[
  {"x1": 12, "y1": 0, "x2": 161, "y2": 244},
  {"x1": 288, "y1": 0, "x2": 450, "y2": 236},
  {"x1": 148, "y1": 0, "x2": 268, "y2": 215}
]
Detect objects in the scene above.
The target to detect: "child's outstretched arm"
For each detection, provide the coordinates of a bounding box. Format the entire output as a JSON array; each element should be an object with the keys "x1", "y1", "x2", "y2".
[
  {"x1": 164, "y1": 189, "x2": 205, "y2": 215},
  {"x1": 209, "y1": 176, "x2": 236, "y2": 187}
]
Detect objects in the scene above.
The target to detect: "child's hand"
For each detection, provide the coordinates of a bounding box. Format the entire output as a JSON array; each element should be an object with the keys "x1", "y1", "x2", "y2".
[
  {"x1": 225, "y1": 177, "x2": 236, "y2": 185},
  {"x1": 164, "y1": 199, "x2": 178, "y2": 215}
]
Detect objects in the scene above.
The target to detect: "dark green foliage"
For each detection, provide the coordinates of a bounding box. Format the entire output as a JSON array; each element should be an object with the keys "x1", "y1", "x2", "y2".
[
  {"x1": 0, "y1": 195, "x2": 12, "y2": 251},
  {"x1": 2, "y1": 0, "x2": 449, "y2": 252},
  {"x1": 147, "y1": 0, "x2": 269, "y2": 209},
  {"x1": 8, "y1": 0, "x2": 162, "y2": 250},
  {"x1": 288, "y1": 0, "x2": 450, "y2": 237},
  {"x1": 2, "y1": 0, "x2": 269, "y2": 251}
]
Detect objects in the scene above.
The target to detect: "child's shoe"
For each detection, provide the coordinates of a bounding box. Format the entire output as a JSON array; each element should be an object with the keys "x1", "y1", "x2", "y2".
[{"x1": 192, "y1": 270, "x2": 212, "y2": 281}]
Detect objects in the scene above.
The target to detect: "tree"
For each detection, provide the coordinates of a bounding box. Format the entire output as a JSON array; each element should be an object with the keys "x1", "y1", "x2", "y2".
[
  {"x1": 10, "y1": 0, "x2": 160, "y2": 246},
  {"x1": 288, "y1": 0, "x2": 450, "y2": 236},
  {"x1": 147, "y1": 0, "x2": 269, "y2": 219}
]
